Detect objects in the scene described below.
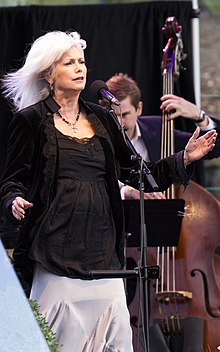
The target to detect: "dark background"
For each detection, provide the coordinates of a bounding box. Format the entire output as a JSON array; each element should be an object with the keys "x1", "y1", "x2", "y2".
[{"x1": 0, "y1": 1, "x2": 195, "y2": 173}]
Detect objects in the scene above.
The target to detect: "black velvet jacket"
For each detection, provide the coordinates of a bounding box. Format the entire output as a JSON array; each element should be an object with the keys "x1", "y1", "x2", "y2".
[{"x1": 0, "y1": 95, "x2": 192, "y2": 285}]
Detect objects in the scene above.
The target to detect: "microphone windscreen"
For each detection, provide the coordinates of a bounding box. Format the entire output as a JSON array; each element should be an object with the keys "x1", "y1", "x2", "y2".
[{"x1": 90, "y1": 80, "x2": 108, "y2": 99}]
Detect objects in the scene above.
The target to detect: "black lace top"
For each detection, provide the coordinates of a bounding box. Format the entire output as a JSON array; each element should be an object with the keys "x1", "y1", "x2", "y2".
[{"x1": 29, "y1": 129, "x2": 120, "y2": 278}]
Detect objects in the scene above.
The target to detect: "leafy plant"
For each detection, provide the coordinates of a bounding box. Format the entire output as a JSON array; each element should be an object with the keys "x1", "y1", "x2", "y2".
[{"x1": 29, "y1": 299, "x2": 61, "y2": 352}]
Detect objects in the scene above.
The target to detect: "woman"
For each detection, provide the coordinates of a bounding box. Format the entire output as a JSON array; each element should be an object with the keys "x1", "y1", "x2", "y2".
[{"x1": 0, "y1": 31, "x2": 217, "y2": 352}]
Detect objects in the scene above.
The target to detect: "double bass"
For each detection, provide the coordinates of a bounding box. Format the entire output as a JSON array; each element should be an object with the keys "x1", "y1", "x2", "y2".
[{"x1": 147, "y1": 17, "x2": 220, "y2": 351}]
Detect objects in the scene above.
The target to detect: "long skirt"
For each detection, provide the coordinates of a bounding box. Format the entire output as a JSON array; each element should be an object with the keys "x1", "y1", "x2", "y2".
[{"x1": 30, "y1": 264, "x2": 133, "y2": 352}]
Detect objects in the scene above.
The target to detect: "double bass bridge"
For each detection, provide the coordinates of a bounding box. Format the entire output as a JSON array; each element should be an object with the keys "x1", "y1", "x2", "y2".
[{"x1": 156, "y1": 290, "x2": 192, "y2": 304}]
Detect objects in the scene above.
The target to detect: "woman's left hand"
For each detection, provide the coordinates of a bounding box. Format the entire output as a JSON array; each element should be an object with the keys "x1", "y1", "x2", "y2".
[{"x1": 183, "y1": 127, "x2": 217, "y2": 166}]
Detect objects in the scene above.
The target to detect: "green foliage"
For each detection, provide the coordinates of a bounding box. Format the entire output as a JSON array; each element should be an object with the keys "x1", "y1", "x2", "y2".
[
  {"x1": 29, "y1": 299, "x2": 61, "y2": 352},
  {"x1": 201, "y1": 0, "x2": 220, "y2": 12}
]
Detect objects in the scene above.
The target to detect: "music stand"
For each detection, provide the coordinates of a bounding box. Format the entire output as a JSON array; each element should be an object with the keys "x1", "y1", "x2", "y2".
[
  {"x1": 123, "y1": 199, "x2": 185, "y2": 247},
  {"x1": 123, "y1": 198, "x2": 185, "y2": 351}
]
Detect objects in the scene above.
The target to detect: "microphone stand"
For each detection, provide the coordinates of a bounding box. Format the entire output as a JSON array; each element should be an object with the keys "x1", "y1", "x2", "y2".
[
  {"x1": 109, "y1": 108, "x2": 160, "y2": 352},
  {"x1": 90, "y1": 107, "x2": 160, "y2": 352},
  {"x1": 138, "y1": 158, "x2": 151, "y2": 352}
]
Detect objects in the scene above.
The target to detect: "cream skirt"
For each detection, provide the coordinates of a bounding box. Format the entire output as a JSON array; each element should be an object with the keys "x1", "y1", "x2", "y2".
[{"x1": 30, "y1": 264, "x2": 133, "y2": 352}]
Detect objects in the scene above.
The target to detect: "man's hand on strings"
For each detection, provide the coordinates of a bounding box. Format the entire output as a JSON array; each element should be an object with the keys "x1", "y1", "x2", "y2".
[
  {"x1": 124, "y1": 186, "x2": 166, "y2": 200},
  {"x1": 160, "y1": 94, "x2": 201, "y2": 121}
]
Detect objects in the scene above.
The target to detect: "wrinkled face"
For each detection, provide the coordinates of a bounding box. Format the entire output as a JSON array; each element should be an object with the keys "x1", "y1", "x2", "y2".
[
  {"x1": 49, "y1": 46, "x2": 87, "y2": 95},
  {"x1": 114, "y1": 96, "x2": 143, "y2": 137}
]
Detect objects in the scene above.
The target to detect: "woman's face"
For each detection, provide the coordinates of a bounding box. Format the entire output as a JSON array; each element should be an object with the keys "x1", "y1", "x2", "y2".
[{"x1": 50, "y1": 46, "x2": 87, "y2": 95}]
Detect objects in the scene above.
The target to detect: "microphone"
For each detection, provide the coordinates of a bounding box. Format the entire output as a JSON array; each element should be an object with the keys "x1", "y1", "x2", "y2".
[{"x1": 90, "y1": 80, "x2": 120, "y2": 106}]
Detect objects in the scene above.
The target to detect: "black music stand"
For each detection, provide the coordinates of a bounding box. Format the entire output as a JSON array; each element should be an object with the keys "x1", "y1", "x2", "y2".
[
  {"x1": 123, "y1": 199, "x2": 185, "y2": 248},
  {"x1": 123, "y1": 198, "x2": 185, "y2": 352}
]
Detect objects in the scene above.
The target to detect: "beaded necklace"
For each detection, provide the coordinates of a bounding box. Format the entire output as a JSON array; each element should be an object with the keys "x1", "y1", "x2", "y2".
[{"x1": 56, "y1": 106, "x2": 80, "y2": 132}]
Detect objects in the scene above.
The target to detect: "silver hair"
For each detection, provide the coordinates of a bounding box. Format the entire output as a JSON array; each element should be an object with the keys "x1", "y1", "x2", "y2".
[{"x1": 2, "y1": 31, "x2": 87, "y2": 112}]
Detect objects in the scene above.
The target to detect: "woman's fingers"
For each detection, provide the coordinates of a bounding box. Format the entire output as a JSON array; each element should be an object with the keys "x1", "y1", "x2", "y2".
[{"x1": 12, "y1": 196, "x2": 33, "y2": 220}]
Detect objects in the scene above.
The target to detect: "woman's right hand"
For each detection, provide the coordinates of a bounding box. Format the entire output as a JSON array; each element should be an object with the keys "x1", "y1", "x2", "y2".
[{"x1": 12, "y1": 196, "x2": 33, "y2": 220}]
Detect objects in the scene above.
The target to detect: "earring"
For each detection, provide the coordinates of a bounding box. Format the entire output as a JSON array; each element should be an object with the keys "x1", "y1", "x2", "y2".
[{"x1": 50, "y1": 82, "x2": 54, "y2": 95}]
